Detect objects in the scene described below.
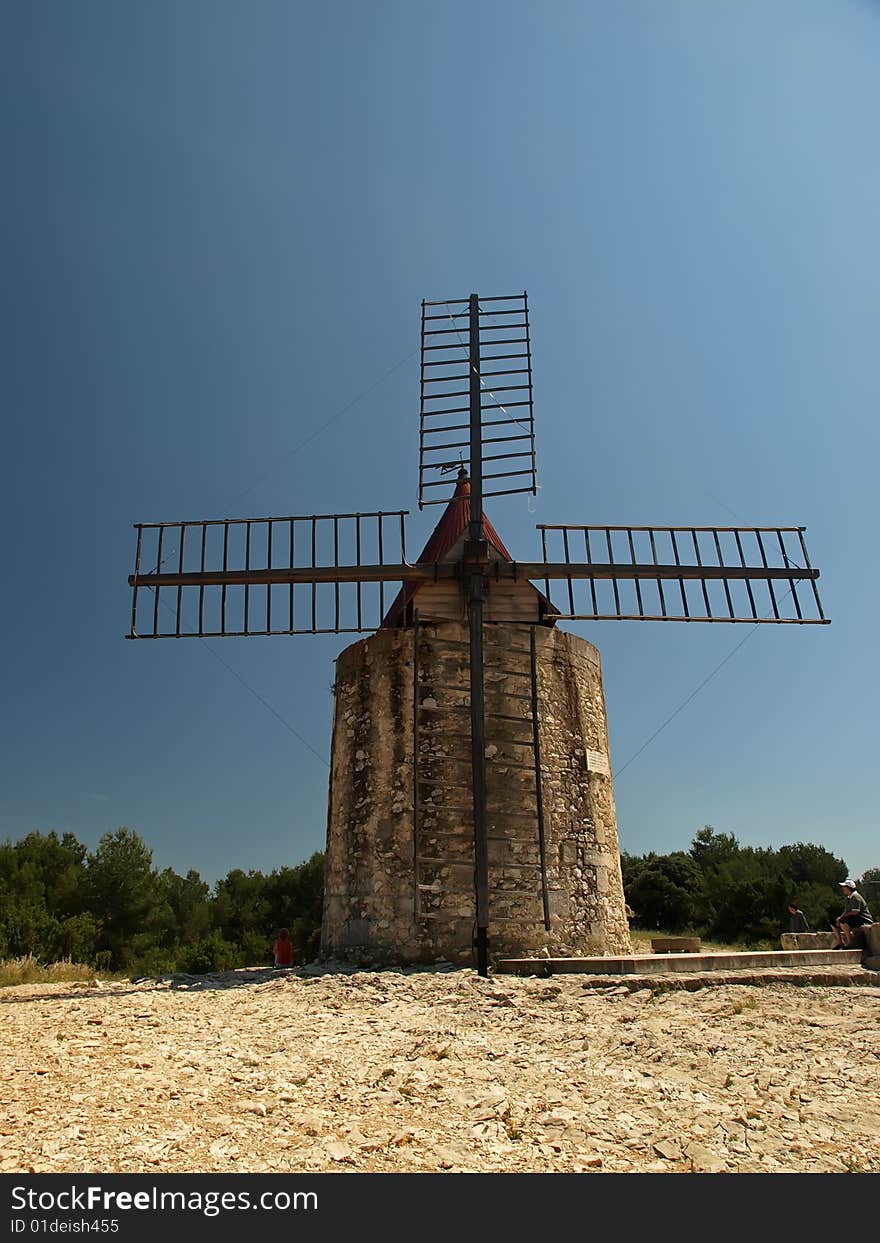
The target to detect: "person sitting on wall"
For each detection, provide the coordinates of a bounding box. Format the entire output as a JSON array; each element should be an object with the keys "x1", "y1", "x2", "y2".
[
  {"x1": 272, "y1": 928, "x2": 294, "y2": 968},
  {"x1": 832, "y1": 880, "x2": 873, "y2": 948},
  {"x1": 787, "y1": 902, "x2": 809, "y2": 933}
]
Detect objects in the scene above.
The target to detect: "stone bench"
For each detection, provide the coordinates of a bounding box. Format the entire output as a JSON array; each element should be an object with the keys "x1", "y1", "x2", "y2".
[
  {"x1": 845, "y1": 922, "x2": 880, "y2": 971},
  {"x1": 780, "y1": 932, "x2": 834, "y2": 950},
  {"x1": 651, "y1": 937, "x2": 701, "y2": 954}
]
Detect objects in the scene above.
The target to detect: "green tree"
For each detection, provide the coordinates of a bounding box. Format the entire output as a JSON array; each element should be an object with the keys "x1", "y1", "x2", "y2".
[
  {"x1": 626, "y1": 852, "x2": 706, "y2": 932},
  {"x1": 212, "y1": 854, "x2": 325, "y2": 965},
  {"x1": 177, "y1": 929, "x2": 241, "y2": 974},
  {"x1": 777, "y1": 842, "x2": 847, "y2": 889},
  {"x1": 773, "y1": 841, "x2": 848, "y2": 935},
  {"x1": 157, "y1": 867, "x2": 212, "y2": 948},
  {"x1": 85, "y1": 829, "x2": 161, "y2": 968},
  {"x1": 54, "y1": 912, "x2": 103, "y2": 963},
  {"x1": 689, "y1": 827, "x2": 740, "y2": 872},
  {"x1": 856, "y1": 868, "x2": 880, "y2": 917},
  {"x1": 263, "y1": 853, "x2": 325, "y2": 962},
  {"x1": 0, "y1": 827, "x2": 326, "y2": 975},
  {"x1": 212, "y1": 868, "x2": 270, "y2": 952},
  {"x1": 0, "y1": 831, "x2": 90, "y2": 959},
  {"x1": 624, "y1": 829, "x2": 857, "y2": 945}
]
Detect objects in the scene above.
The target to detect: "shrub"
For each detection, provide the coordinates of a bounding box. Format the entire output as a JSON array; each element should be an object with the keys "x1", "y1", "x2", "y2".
[
  {"x1": 0, "y1": 956, "x2": 95, "y2": 987},
  {"x1": 177, "y1": 931, "x2": 241, "y2": 974}
]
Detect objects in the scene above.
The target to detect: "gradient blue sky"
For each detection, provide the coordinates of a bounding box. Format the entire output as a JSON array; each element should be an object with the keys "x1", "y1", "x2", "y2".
[{"x1": 3, "y1": 1, "x2": 878, "y2": 883}]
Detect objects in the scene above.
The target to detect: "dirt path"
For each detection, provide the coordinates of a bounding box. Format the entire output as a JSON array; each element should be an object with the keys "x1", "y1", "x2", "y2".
[{"x1": 2, "y1": 967, "x2": 878, "y2": 1173}]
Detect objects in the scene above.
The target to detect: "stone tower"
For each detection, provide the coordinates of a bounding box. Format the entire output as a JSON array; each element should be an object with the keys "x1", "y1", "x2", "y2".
[{"x1": 320, "y1": 470, "x2": 632, "y2": 964}]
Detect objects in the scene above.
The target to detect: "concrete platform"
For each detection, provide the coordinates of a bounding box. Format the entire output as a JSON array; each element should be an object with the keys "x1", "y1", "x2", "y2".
[{"x1": 496, "y1": 948, "x2": 864, "y2": 975}]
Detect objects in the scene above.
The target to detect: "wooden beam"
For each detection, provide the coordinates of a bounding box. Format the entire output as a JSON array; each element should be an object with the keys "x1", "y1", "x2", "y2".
[
  {"x1": 513, "y1": 563, "x2": 821, "y2": 583},
  {"x1": 129, "y1": 563, "x2": 444, "y2": 589},
  {"x1": 130, "y1": 559, "x2": 820, "y2": 591}
]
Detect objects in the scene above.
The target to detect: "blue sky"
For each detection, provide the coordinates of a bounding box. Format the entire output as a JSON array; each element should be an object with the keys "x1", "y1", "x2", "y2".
[{"x1": 3, "y1": 1, "x2": 878, "y2": 883}]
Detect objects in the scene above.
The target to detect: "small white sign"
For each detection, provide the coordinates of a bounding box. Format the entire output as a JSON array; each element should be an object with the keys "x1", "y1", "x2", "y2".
[{"x1": 586, "y1": 749, "x2": 610, "y2": 776}]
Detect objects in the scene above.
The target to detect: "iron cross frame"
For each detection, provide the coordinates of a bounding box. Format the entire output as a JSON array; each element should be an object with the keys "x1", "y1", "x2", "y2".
[{"x1": 128, "y1": 291, "x2": 828, "y2": 978}]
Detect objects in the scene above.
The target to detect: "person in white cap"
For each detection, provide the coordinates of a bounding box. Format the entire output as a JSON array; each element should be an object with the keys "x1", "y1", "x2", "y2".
[{"x1": 831, "y1": 880, "x2": 873, "y2": 948}]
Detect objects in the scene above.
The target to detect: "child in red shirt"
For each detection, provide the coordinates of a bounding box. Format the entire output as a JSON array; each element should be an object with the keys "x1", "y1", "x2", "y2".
[{"x1": 272, "y1": 928, "x2": 294, "y2": 967}]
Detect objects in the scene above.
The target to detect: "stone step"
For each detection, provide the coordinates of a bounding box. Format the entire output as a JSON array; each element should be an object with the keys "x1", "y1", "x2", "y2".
[
  {"x1": 496, "y1": 948, "x2": 865, "y2": 976},
  {"x1": 575, "y1": 968, "x2": 875, "y2": 992}
]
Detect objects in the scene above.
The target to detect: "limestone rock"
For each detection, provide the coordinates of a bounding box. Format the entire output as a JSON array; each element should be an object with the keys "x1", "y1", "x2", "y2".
[{"x1": 2, "y1": 971, "x2": 878, "y2": 1174}]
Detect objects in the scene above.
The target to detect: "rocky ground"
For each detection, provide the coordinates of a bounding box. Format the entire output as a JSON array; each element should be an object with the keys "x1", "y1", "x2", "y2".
[{"x1": 2, "y1": 965, "x2": 878, "y2": 1174}]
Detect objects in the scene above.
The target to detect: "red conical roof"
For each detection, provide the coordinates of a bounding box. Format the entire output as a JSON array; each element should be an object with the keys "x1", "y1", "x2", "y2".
[
  {"x1": 414, "y1": 468, "x2": 513, "y2": 564},
  {"x1": 382, "y1": 469, "x2": 513, "y2": 627}
]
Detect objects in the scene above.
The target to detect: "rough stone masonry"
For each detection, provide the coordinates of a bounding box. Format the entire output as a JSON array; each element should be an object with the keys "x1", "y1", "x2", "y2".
[{"x1": 321, "y1": 622, "x2": 632, "y2": 964}]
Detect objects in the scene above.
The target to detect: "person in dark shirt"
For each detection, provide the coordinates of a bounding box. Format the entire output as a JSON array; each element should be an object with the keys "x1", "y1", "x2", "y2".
[
  {"x1": 832, "y1": 880, "x2": 873, "y2": 948},
  {"x1": 787, "y1": 902, "x2": 809, "y2": 933}
]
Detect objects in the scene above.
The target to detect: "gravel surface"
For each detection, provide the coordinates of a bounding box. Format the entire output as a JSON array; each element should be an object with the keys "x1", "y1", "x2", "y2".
[{"x1": 3, "y1": 966, "x2": 878, "y2": 1174}]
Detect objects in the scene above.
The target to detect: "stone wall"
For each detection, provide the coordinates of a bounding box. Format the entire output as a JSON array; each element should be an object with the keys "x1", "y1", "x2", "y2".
[
  {"x1": 780, "y1": 933, "x2": 834, "y2": 950},
  {"x1": 320, "y1": 622, "x2": 632, "y2": 964}
]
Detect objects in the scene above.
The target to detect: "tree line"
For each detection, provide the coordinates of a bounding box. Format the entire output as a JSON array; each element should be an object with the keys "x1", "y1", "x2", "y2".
[
  {"x1": 0, "y1": 828, "x2": 324, "y2": 975},
  {"x1": 622, "y1": 827, "x2": 878, "y2": 944},
  {"x1": 1, "y1": 825, "x2": 875, "y2": 972}
]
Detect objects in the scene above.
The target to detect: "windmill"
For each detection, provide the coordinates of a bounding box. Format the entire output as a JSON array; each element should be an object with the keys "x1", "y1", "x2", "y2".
[{"x1": 128, "y1": 292, "x2": 828, "y2": 977}]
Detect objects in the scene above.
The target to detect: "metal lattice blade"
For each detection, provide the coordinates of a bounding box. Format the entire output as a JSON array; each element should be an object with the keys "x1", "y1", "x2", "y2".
[
  {"x1": 532, "y1": 523, "x2": 829, "y2": 624},
  {"x1": 127, "y1": 510, "x2": 412, "y2": 637},
  {"x1": 419, "y1": 293, "x2": 537, "y2": 508}
]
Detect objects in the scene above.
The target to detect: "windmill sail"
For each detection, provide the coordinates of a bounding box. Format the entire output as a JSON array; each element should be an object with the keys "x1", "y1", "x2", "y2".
[
  {"x1": 419, "y1": 293, "x2": 536, "y2": 507},
  {"x1": 533, "y1": 523, "x2": 828, "y2": 624},
  {"x1": 128, "y1": 510, "x2": 412, "y2": 637},
  {"x1": 128, "y1": 514, "x2": 829, "y2": 634}
]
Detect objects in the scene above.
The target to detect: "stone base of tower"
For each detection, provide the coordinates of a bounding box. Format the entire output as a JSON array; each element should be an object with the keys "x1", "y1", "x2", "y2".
[{"x1": 320, "y1": 623, "x2": 632, "y2": 966}]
